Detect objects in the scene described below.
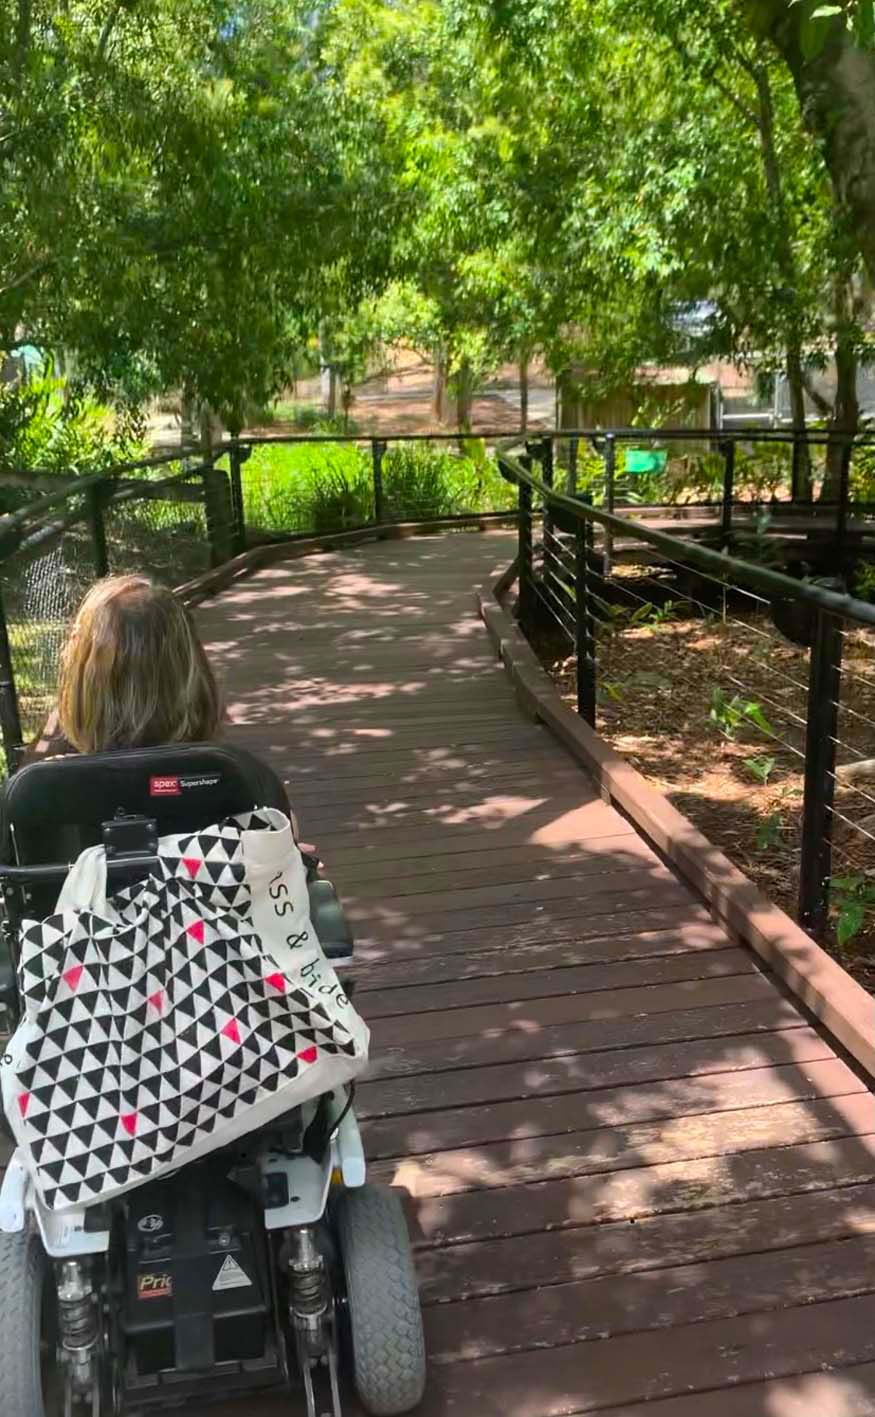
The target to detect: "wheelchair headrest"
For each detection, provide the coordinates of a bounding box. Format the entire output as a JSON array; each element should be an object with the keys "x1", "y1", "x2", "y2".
[{"x1": 5, "y1": 742, "x2": 285, "y2": 869}]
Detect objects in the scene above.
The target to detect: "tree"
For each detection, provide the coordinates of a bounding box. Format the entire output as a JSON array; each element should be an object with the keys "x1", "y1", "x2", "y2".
[
  {"x1": 442, "y1": 0, "x2": 873, "y2": 493},
  {"x1": 0, "y1": 2, "x2": 395, "y2": 430},
  {"x1": 742, "y1": 2, "x2": 875, "y2": 286}
]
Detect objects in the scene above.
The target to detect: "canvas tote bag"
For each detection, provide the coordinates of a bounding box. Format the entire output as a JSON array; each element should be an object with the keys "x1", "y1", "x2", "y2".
[{"x1": 1, "y1": 808, "x2": 369, "y2": 1211}]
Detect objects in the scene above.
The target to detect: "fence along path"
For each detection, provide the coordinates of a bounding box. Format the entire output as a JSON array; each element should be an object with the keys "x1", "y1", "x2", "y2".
[{"x1": 189, "y1": 529, "x2": 875, "y2": 1416}]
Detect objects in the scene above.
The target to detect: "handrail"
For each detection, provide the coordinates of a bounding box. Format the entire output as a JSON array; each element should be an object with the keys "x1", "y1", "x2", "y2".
[
  {"x1": 498, "y1": 448, "x2": 875, "y2": 628},
  {"x1": 230, "y1": 427, "x2": 875, "y2": 447}
]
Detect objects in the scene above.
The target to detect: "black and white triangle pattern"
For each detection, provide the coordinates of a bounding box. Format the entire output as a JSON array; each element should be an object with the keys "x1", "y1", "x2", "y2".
[{"x1": 10, "y1": 812, "x2": 364, "y2": 1211}]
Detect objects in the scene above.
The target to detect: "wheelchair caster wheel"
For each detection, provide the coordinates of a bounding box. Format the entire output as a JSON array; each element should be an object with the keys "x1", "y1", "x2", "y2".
[{"x1": 336, "y1": 1185, "x2": 426, "y2": 1416}]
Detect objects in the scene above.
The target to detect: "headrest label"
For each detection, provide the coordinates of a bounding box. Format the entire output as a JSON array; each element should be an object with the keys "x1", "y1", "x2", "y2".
[
  {"x1": 150, "y1": 777, "x2": 180, "y2": 796},
  {"x1": 149, "y1": 774, "x2": 221, "y2": 796}
]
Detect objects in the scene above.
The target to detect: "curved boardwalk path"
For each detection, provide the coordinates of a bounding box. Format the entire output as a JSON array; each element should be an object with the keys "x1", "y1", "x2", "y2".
[{"x1": 194, "y1": 530, "x2": 875, "y2": 1417}]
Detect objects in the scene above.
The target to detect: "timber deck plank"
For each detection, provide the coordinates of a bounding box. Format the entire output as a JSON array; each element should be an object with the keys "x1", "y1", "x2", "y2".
[{"x1": 128, "y1": 531, "x2": 875, "y2": 1413}]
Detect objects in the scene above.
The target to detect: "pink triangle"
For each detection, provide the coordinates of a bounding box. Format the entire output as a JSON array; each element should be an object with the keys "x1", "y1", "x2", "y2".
[
  {"x1": 187, "y1": 920, "x2": 205, "y2": 946},
  {"x1": 17, "y1": 1092, "x2": 30, "y2": 1119},
  {"x1": 147, "y1": 990, "x2": 164, "y2": 1014},
  {"x1": 121, "y1": 1112, "x2": 138, "y2": 1137},
  {"x1": 222, "y1": 1019, "x2": 241, "y2": 1045},
  {"x1": 298, "y1": 1046, "x2": 318, "y2": 1065},
  {"x1": 63, "y1": 964, "x2": 83, "y2": 991},
  {"x1": 265, "y1": 972, "x2": 286, "y2": 993},
  {"x1": 182, "y1": 857, "x2": 203, "y2": 879}
]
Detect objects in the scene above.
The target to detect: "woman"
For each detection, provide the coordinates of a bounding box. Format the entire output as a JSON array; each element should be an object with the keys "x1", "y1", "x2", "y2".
[{"x1": 53, "y1": 574, "x2": 310, "y2": 843}]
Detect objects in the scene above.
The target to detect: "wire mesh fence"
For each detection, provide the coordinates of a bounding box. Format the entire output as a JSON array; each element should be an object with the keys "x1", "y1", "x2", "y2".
[
  {"x1": 502, "y1": 440, "x2": 875, "y2": 969},
  {"x1": 0, "y1": 459, "x2": 217, "y2": 765}
]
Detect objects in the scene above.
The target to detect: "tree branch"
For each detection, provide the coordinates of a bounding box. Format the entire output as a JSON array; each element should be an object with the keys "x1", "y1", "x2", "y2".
[
  {"x1": 800, "y1": 370, "x2": 832, "y2": 417},
  {"x1": 707, "y1": 68, "x2": 762, "y2": 132},
  {"x1": 97, "y1": 2, "x2": 124, "y2": 63},
  {"x1": 15, "y1": 0, "x2": 32, "y2": 80},
  {"x1": 0, "y1": 260, "x2": 51, "y2": 298}
]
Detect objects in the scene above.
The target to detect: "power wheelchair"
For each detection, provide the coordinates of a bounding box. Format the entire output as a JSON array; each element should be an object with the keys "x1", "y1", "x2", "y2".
[{"x1": 0, "y1": 743, "x2": 425, "y2": 1417}]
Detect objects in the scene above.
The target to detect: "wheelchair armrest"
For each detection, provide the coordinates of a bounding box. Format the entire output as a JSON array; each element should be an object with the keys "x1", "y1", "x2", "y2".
[
  {"x1": 0, "y1": 952, "x2": 18, "y2": 1043},
  {"x1": 308, "y1": 879, "x2": 354, "y2": 961}
]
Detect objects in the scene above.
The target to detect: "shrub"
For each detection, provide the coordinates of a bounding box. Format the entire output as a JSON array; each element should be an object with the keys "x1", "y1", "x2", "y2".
[{"x1": 241, "y1": 438, "x2": 515, "y2": 535}]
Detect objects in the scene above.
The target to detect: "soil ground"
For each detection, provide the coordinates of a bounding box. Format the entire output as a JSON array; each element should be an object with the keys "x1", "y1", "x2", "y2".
[{"x1": 536, "y1": 581, "x2": 875, "y2": 988}]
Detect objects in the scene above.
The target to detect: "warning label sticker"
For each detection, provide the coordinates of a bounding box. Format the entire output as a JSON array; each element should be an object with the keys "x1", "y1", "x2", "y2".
[{"x1": 212, "y1": 1255, "x2": 252, "y2": 1292}]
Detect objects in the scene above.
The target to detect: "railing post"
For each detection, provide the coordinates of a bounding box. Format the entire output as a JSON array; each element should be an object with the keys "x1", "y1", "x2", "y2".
[
  {"x1": 228, "y1": 438, "x2": 248, "y2": 556},
  {"x1": 201, "y1": 465, "x2": 234, "y2": 568},
  {"x1": 517, "y1": 461, "x2": 534, "y2": 632},
  {"x1": 603, "y1": 435, "x2": 616, "y2": 579},
  {"x1": 836, "y1": 440, "x2": 852, "y2": 566},
  {"x1": 533, "y1": 437, "x2": 557, "y2": 615},
  {"x1": 798, "y1": 607, "x2": 843, "y2": 936},
  {"x1": 0, "y1": 584, "x2": 24, "y2": 773},
  {"x1": 790, "y1": 435, "x2": 803, "y2": 505},
  {"x1": 86, "y1": 480, "x2": 109, "y2": 578},
  {"x1": 372, "y1": 439, "x2": 386, "y2": 525},
  {"x1": 540, "y1": 435, "x2": 554, "y2": 489},
  {"x1": 575, "y1": 494, "x2": 597, "y2": 726},
  {"x1": 720, "y1": 439, "x2": 735, "y2": 544},
  {"x1": 566, "y1": 435, "x2": 579, "y2": 496}
]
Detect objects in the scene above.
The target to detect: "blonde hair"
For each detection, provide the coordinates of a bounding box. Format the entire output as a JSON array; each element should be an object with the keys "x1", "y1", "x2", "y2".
[{"x1": 58, "y1": 575, "x2": 221, "y2": 754}]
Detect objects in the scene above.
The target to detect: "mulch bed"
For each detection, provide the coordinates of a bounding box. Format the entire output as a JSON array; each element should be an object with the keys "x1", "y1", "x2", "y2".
[{"x1": 535, "y1": 583, "x2": 875, "y2": 990}]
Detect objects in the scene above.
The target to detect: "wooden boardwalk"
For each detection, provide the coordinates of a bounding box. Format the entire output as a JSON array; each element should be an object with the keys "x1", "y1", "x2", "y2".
[
  {"x1": 194, "y1": 530, "x2": 875, "y2": 1417},
  {"x1": 3, "y1": 530, "x2": 875, "y2": 1414}
]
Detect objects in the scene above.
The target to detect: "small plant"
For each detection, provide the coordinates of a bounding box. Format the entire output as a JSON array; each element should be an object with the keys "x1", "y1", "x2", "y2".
[
  {"x1": 708, "y1": 687, "x2": 774, "y2": 741},
  {"x1": 649, "y1": 599, "x2": 678, "y2": 625},
  {"x1": 756, "y1": 810, "x2": 785, "y2": 851},
  {"x1": 733, "y1": 511, "x2": 783, "y2": 569},
  {"x1": 593, "y1": 598, "x2": 661, "y2": 637},
  {"x1": 831, "y1": 873, "x2": 875, "y2": 947},
  {"x1": 853, "y1": 560, "x2": 875, "y2": 603},
  {"x1": 744, "y1": 755, "x2": 777, "y2": 786}
]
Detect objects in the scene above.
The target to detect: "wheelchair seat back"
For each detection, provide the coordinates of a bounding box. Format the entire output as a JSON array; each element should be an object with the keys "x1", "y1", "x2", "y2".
[{"x1": 4, "y1": 741, "x2": 287, "y2": 920}]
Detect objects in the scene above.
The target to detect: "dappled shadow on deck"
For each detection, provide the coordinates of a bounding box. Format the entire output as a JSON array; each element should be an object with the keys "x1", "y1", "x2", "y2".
[{"x1": 191, "y1": 533, "x2": 875, "y2": 1417}]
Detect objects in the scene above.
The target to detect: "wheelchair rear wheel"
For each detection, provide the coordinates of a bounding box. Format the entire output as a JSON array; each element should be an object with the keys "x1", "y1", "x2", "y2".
[
  {"x1": 336, "y1": 1185, "x2": 426, "y2": 1416},
  {"x1": 0, "y1": 1227, "x2": 52, "y2": 1417}
]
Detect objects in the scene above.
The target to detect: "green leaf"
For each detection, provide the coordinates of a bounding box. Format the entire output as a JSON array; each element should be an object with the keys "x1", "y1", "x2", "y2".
[
  {"x1": 744, "y1": 754, "x2": 776, "y2": 785},
  {"x1": 743, "y1": 702, "x2": 775, "y2": 737},
  {"x1": 837, "y1": 898, "x2": 866, "y2": 946},
  {"x1": 810, "y1": 5, "x2": 843, "y2": 16},
  {"x1": 800, "y1": 13, "x2": 832, "y2": 58}
]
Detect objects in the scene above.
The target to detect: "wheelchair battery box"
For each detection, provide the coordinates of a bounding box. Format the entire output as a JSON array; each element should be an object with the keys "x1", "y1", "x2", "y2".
[{"x1": 123, "y1": 1173, "x2": 272, "y2": 1376}]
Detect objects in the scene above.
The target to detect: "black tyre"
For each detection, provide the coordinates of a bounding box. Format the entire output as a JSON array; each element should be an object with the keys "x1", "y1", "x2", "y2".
[
  {"x1": 336, "y1": 1185, "x2": 426, "y2": 1415},
  {"x1": 0, "y1": 1226, "x2": 49, "y2": 1417}
]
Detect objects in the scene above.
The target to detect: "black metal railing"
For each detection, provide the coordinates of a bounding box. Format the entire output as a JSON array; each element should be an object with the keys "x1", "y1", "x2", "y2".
[
  {"x1": 224, "y1": 430, "x2": 521, "y2": 549},
  {"x1": 499, "y1": 437, "x2": 875, "y2": 946},
  {"x1": 6, "y1": 419, "x2": 875, "y2": 949},
  {"x1": 0, "y1": 451, "x2": 227, "y2": 769}
]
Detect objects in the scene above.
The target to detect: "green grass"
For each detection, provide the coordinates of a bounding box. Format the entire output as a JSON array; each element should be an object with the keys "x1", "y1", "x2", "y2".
[{"x1": 240, "y1": 439, "x2": 516, "y2": 535}]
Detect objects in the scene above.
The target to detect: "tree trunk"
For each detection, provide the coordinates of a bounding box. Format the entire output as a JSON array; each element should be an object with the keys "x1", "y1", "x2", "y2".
[
  {"x1": 180, "y1": 393, "x2": 196, "y2": 449},
  {"x1": 752, "y1": 62, "x2": 812, "y2": 489},
  {"x1": 746, "y1": 4, "x2": 875, "y2": 287},
  {"x1": 455, "y1": 358, "x2": 473, "y2": 433},
  {"x1": 785, "y1": 344, "x2": 812, "y2": 491},
  {"x1": 822, "y1": 282, "x2": 860, "y2": 502},
  {"x1": 519, "y1": 352, "x2": 529, "y2": 432},
  {"x1": 432, "y1": 346, "x2": 448, "y2": 423}
]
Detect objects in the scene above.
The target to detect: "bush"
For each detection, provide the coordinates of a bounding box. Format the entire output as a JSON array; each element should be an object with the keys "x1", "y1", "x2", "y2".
[
  {"x1": 242, "y1": 442, "x2": 372, "y2": 532},
  {"x1": 0, "y1": 363, "x2": 143, "y2": 479},
  {"x1": 241, "y1": 438, "x2": 516, "y2": 535}
]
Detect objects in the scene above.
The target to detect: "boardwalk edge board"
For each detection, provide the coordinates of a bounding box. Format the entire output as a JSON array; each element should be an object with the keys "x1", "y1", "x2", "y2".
[{"x1": 478, "y1": 581, "x2": 875, "y2": 1082}]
